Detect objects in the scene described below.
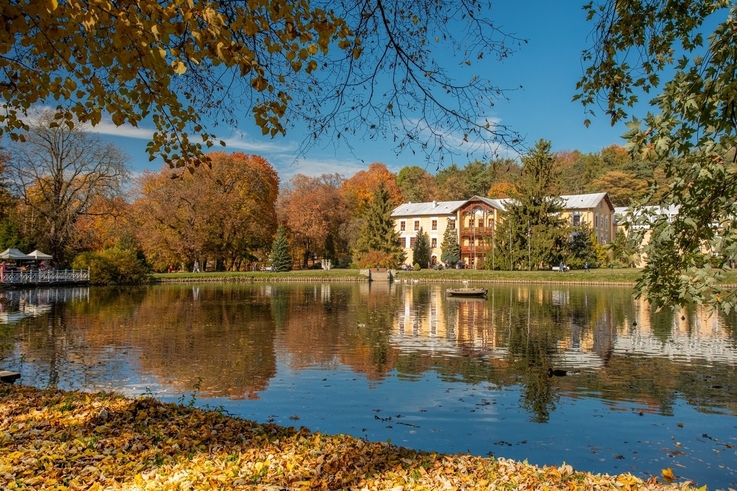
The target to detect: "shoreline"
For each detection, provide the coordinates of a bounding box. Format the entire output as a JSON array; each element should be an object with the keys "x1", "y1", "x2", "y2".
[
  {"x1": 149, "y1": 269, "x2": 737, "y2": 290},
  {"x1": 0, "y1": 384, "x2": 696, "y2": 490}
]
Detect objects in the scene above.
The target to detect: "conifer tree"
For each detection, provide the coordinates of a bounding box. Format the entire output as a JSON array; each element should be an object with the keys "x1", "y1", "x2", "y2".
[
  {"x1": 440, "y1": 220, "x2": 461, "y2": 266},
  {"x1": 270, "y1": 226, "x2": 292, "y2": 272},
  {"x1": 412, "y1": 227, "x2": 431, "y2": 268},
  {"x1": 354, "y1": 183, "x2": 405, "y2": 267},
  {"x1": 565, "y1": 225, "x2": 599, "y2": 269},
  {"x1": 497, "y1": 139, "x2": 567, "y2": 270}
]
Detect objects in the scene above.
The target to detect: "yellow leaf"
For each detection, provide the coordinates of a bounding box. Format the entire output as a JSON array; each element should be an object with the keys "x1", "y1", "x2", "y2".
[
  {"x1": 172, "y1": 61, "x2": 187, "y2": 75},
  {"x1": 251, "y1": 76, "x2": 268, "y2": 92},
  {"x1": 307, "y1": 44, "x2": 318, "y2": 55},
  {"x1": 661, "y1": 467, "x2": 675, "y2": 483},
  {"x1": 111, "y1": 112, "x2": 125, "y2": 126}
]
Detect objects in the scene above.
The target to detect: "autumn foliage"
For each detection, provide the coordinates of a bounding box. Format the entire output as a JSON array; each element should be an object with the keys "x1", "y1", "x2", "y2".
[
  {"x1": 0, "y1": 384, "x2": 694, "y2": 491},
  {"x1": 340, "y1": 163, "x2": 403, "y2": 216},
  {"x1": 133, "y1": 152, "x2": 278, "y2": 271}
]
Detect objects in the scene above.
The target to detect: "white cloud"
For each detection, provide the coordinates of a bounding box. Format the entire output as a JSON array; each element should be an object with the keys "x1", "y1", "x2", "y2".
[{"x1": 273, "y1": 155, "x2": 367, "y2": 180}]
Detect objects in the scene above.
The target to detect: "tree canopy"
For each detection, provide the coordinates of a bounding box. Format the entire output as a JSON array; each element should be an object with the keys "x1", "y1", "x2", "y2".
[
  {"x1": 1, "y1": 0, "x2": 524, "y2": 166},
  {"x1": 577, "y1": 1, "x2": 737, "y2": 310},
  {"x1": 6, "y1": 111, "x2": 128, "y2": 266}
]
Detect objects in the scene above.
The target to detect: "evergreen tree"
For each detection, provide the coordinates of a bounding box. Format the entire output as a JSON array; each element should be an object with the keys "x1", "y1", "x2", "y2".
[
  {"x1": 353, "y1": 183, "x2": 405, "y2": 267},
  {"x1": 565, "y1": 225, "x2": 599, "y2": 269},
  {"x1": 270, "y1": 226, "x2": 292, "y2": 272},
  {"x1": 488, "y1": 211, "x2": 526, "y2": 270},
  {"x1": 412, "y1": 227, "x2": 431, "y2": 268},
  {"x1": 497, "y1": 139, "x2": 568, "y2": 270},
  {"x1": 440, "y1": 220, "x2": 461, "y2": 266}
]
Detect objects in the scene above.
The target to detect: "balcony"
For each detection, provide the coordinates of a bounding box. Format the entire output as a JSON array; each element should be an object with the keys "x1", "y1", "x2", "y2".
[{"x1": 459, "y1": 226, "x2": 494, "y2": 237}]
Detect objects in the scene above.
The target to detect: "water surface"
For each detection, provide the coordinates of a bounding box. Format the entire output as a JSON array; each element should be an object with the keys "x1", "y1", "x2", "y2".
[{"x1": 1, "y1": 282, "x2": 736, "y2": 489}]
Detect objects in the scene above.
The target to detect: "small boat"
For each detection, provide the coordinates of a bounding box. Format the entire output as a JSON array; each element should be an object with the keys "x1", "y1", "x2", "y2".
[{"x1": 446, "y1": 287, "x2": 487, "y2": 298}]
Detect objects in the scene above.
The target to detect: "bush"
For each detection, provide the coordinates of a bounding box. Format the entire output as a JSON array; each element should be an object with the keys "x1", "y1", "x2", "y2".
[
  {"x1": 413, "y1": 263, "x2": 421, "y2": 271},
  {"x1": 356, "y1": 250, "x2": 398, "y2": 268},
  {"x1": 72, "y1": 248, "x2": 150, "y2": 285}
]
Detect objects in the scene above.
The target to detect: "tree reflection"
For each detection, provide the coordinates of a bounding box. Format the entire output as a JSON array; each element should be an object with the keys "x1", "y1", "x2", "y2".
[{"x1": 3, "y1": 282, "x2": 737, "y2": 419}]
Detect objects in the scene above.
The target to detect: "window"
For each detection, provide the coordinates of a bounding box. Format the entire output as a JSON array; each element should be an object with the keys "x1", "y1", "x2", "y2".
[
  {"x1": 431, "y1": 238, "x2": 437, "y2": 248},
  {"x1": 595, "y1": 214, "x2": 599, "y2": 228},
  {"x1": 488, "y1": 218, "x2": 494, "y2": 228},
  {"x1": 414, "y1": 220, "x2": 420, "y2": 231},
  {"x1": 468, "y1": 218, "x2": 474, "y2": 228},
  {"x1": 410, "y1": 237, "x2": 416, "y2": 248},
  {"x1": 431, "y1": 219, "x2": 437, "y2": 230},
  {"x1": 400, "y1": 221, "x2": 405, "y2": 231},
  {"x1": 572, "y1": 212, "x2": 581, "y2": 227},
  {"x1": 449, "y1": 219, "x2": 456, "y2": 230}
]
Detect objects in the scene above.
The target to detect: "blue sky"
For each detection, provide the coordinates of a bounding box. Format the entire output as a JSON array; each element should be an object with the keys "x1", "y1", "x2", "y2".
[{"x1": 94, "y1": 2, "x2": 637, "y2": 180}]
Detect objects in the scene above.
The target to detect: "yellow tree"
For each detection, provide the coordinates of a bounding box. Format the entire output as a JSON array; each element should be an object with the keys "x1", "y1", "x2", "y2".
[
  {"x1": 1, "y1": 1, "x2": 523, "y2": 165},
  {"x1": 75, "y1": 196, "x2": 133, "y2": 252}
]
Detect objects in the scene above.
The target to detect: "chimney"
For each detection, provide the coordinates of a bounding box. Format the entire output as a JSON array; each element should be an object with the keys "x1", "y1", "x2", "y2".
[{"x1": 433, "y1": 200, "x2": 437, "y2": 208}]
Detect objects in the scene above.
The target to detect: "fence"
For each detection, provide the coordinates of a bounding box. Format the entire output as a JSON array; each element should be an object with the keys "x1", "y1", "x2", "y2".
[{"x1": 0, "y1": 268, "x2": 90, "y2": 285}]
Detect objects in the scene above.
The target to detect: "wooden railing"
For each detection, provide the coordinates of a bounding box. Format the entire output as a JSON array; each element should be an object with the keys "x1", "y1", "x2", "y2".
[{"x1": 0, "y1": 268, "x2": 90, "y2": 285}]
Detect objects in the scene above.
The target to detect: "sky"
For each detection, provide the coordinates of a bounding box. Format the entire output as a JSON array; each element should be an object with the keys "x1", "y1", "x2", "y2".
[{"x1": 90, "y1": 1, "x2": 641, "y2": 180}]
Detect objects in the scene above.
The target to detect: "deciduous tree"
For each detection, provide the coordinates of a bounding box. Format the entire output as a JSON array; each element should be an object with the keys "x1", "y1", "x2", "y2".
[
  {"x1": 1, "y1": 0, "x2": 523, "y2": 166},
  {"x1": 134, "y1": 152, "x2": 278, "y2": 271},
  {"x1": 6, "y1": 111, "x2": 128, "y2": 265},
  {"x1": 396, "y1": 166, "x2": 438, "y2": 203},
  {"x1": 340, "y1": 163, "x2": 402, "y2": 216},
  {"x1": 589, "y1": 170, "x2": 648, "y2": 207},
  {"x1": 577, "y1": 1, "x2": 737, "y2": 310},
  {"x1": 279, "y1": 174, "x2": 347, "y2": 267}
]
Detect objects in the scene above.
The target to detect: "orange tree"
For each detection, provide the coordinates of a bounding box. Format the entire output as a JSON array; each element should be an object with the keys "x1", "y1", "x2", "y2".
[
  {"x1": 278, "y1": 173, "x2": 347, "y2": 268},
  {"x1": 133, "y1": 152, "x2": 278, "y2": 271}
]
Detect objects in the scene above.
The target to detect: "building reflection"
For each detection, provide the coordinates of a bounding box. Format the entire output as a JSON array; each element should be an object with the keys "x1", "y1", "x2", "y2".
[
  {"x1": 389, "y1": 284, "x2": 736, "y2": 369},
  {"x1": 614, "y1": 296, "x2": 737, "y2": 364}
]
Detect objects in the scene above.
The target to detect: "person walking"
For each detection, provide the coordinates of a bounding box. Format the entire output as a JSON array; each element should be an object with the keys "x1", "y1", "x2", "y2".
[{"x1": 193, "y1": 259, "x2": 200, "y2": 273}]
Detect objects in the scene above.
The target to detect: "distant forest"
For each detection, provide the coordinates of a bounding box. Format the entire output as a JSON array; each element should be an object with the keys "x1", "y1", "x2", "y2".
[{"x1": 398, "y1": 144, "x2": 670, "y2": 207}]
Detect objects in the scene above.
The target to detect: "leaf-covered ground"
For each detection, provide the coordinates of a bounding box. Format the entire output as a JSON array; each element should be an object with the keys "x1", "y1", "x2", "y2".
[{"x1": 0, "y1": 384, "x2": 702, "y2": 490}]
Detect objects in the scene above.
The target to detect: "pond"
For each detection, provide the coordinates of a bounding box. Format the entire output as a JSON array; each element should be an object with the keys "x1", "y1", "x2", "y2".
[{"x1": 1, "y1": 281, "x2": 736, "y2": 489}]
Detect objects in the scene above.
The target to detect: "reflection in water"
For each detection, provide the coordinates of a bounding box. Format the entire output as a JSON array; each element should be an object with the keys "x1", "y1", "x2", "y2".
[{"x1": 1, "y1": 282, "x2": 736, "y2": 488}]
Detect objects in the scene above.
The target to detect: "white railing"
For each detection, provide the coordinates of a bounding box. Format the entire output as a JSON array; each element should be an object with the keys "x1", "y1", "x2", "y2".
[{"x1": 0, "y1": 268, "x2": 90, "y2": 284}]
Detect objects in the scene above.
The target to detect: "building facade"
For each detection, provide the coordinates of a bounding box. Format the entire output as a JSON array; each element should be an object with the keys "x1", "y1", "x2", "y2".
[
  {"x1": 559, "y1": 193, "x2": 615, "y2": 244},
  {"x1": 392, "y1": 193, "x2": 615, "y2": 268},
  {"x1": 391, "y1": 200, "x2": 466, "y2": 266}
]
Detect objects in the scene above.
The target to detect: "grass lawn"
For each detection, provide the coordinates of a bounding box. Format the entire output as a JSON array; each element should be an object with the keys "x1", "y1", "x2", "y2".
[{"x1": 152, "y1": 267, "x2": 737, "y2": 286}]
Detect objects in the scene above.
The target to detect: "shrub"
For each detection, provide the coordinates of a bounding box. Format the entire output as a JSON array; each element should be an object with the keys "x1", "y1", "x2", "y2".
[
  {"x1": 356, "y1": 250, "x2": 398, "y2": 269},
  {"x1": 413, "y1": 263, "x2": 421, "y2": 271},
  {"x1": 72, "y1": 248, "x2": 150, "y2": 285}
]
